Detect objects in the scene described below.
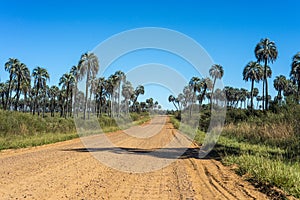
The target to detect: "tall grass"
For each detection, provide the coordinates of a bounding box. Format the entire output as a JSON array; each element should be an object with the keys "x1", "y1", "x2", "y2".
[
  {"x1": 170, "y1": 114, "x2": 300, "y2": 199},
  {"x1": 0, "y1": 110, "x2": 150, "y2": 150}
]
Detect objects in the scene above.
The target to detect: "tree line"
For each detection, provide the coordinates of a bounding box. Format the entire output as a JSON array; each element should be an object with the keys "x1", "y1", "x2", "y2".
[
  {"x1": 0, "y1": 52, "x2": 161, "y2": 118},
  {"x1": 168, "y1": 38, "x2": 300, "y2": 111}
]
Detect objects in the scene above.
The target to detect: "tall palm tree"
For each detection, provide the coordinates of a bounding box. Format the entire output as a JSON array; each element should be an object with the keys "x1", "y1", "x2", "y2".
[
  {"x1": 256, "y1": 96, "x2": 262, "y2": 109},
  {"x1": 14, "y1": 63, "x2": 30, "y2": 111},
  {"x1": 274, "y1": 75, "x2": 287, "y2": 102},
  {"x1": 176, "y1": 93, "x2": 184, "y2": 111},
  {"x1": 59, "y1": 73, "x2": 75, "y2": 118},
  {"x1": 0, "y1": 82, "x2": 8, "y2": 109},
  {"x1": 283, "y1": 79, "x2": 297, "y2": 98},
  {"x1": 189, "y1": 77, "x2": 201, "y2": 104},
  {"x1": 70, "y1": 65, "x2": 79, "y2": 115},
  {"x1": 243, "y1": 61, "x2": 263, "y2": 110},
  {"x1": 4, "y1": 58, "x2": 20, "y2": 110},
  {"x1": 94, "y1": 77, "x2": 106, "y2": 117},
  {"x1": 209, "y1": 64, "x2": 224, "y2": 107},
  {"x1": 132, "y1": 85, "x2": 144, "y2": 112},
  {"x1": 240, "y1": 88, "x2": 248, "y2": 108},
  {"x1": 107, "y1": 74, "x2": 118, "y2": 117},
  {"x1": 146, "y1": 98, "x2": 154, "y2": 111},
  {"x1": 255, "y1": 38, "x2": 278, "y2": 110},
  {"x1": 290, "y1": 52, "x2": 300, "y2": 103},
  {"x1": 199, "y1": 77, "x2": 213, "y2": 105},
  {"x1": 121, "y1": 81, "x2": 134, "y2": 113},
  {"x1": 114, "y1": 70, "x2": 126, "y2": 117},
  {"x1": 32, "y1": 66, "x2": 50, "y2": 115},
  {"x1": 78, "y1": 52, "x2": 99, "y2": 119},
  {"x1": 183, "y1": 85, "x2": 193, "y2": 108},
  {"x1": 20, "y1": 72, "x2": 31, "y2": 112},
  {"x1": 168, "y1": 95, "x2": 178, "y2": 110},
  {"x1": 48, "y1": 85, "x2": 59, "y2": 117}
]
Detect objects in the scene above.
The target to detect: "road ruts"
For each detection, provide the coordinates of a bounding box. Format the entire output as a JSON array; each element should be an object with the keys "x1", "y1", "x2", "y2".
[{"x1": 0, "y1": 115, "x2": 268, "y2": 199}]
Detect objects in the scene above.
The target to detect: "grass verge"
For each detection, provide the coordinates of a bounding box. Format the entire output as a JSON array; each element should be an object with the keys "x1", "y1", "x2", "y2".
[
  {"x1": 170, "y1": 115, "x2": 300, "y2": 199},
  {"x1": 0, "y1": 111, "x2": 150, "y2": 151}
]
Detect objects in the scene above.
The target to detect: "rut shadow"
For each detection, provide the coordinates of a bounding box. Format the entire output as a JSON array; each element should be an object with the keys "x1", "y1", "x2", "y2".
[{"x1": 63, "y1": 146, "x2": 201, "y2": 159}]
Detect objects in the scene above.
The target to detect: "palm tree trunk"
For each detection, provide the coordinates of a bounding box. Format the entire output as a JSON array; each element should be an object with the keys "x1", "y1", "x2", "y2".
[
  {"x1": 264, "y1": 59, "x2": 268, "y2": 111},
  {"x1": 118, "y1": 84, "x2": 121, "y2": 117},
  {"x1": 65, "y1": 84, "x2": 69, "y2": 119},
  {"x1": 250, "y1": 80, "x2": 254, "y2": 111},
  {"x1": 23, "y1": 92, "x2": 27, "y2": 112},
  {"x1": 297, "y1": 81, "x2": 300, "y2": 104},
  {"x1": 42, "y1": 93, "x2": 46, "y2": 118},
  {"x1": 84, "y1": 67, "x2": 90, "y2": 120},
  {"x1": 200, "y1": 87, "x2": 207, "y2": 105},
  {"x1": 15, "y1": 76, "x2": 21, "y2": 111},
  {"x1": 262, "y1": 78, "x2": 265, "y2": 111},
  {"x1": 5, "y1": 75, "x2": 13, "y2": 110},
  {"x1": 73, "y1": 83, "x2": 78, "y2": 117},
  {"x1": 211, "y1": 78, "x2": 216, "y2": 109},
  {"x1": 69, "y1": 90, "x2": 73, "y2": 118},
  {"x1": 172, "y1": 101, "x2": 178, "y2": 111},
  {"x1": 33, "y1": 85, "x2": 40, "y2": 115}
]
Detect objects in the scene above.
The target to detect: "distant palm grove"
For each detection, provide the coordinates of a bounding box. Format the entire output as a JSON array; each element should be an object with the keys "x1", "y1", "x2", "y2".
[
  {"x1": 168, "y1": 38, "x2": 300, "y2": 111},
  {"x1": 1, "y1": 38, "x2": 300, "y2": 118},
  {"x1": 0, "y1": 52, "x2": 163, "y2": 118}
]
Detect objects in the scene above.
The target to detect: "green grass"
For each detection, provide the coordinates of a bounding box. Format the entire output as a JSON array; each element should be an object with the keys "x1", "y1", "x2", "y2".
[
  {"x1": 214, "y1": 135, "x2": 300, "y2": 198},
  {"x1": 0, "y1": 111, "x2": 150, "y2": 151},
  {"x1": 223, "y1": 154, "x2": 300, "y2": 198},
  {"x1": 170, "y1": 116, "x2": 300, "y2": 199}
]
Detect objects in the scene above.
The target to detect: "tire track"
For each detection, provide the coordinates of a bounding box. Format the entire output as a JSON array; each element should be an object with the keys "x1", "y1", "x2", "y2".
[{"x1": 0, "y1": 115, "x2": 269, "y2": 199}]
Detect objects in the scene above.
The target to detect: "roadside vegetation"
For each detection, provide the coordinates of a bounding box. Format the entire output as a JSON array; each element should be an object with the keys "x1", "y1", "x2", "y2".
[
  {"x1": 169, "y1": 38, "x2": 300, "y2": 199},
  {"x1": 0, "y1": 110, "x2": 150, "y2": 150},
  {"x1": 0, "y1": 52, "x2": 157, "y2": 150}
]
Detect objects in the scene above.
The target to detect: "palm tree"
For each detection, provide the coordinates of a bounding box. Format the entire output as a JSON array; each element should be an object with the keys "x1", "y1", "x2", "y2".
[
  {"x1": 114, "y1": 71, "x2": 126, "y2": 117},
  {"x1": 209, "y1": 64, "x2": 224, "y2": 107},
  {"x1": 94, "y1": 77, "x2": 106, "y2": 117},
  {"x1": 274, "y1": 75, "x2": 287, "y2": 103},
  {"x1": 20, "y1": 73, "x2": 31, "y2": 112},
  {"x1": 121, "y1": 81, "x2": 134, "y2": 113},
  {"x1": 255, "y1": 38, "x2": 278, "y2": 110},
  {"x1": 48, "y1": 85, "x2": 59, "y2": 117},
  {"x1": 4, "y1": 58, "x2": 20, "y2": 110},
  {"x1": 59, "y1": 73, "x2": 75, "y2": 118},
  {"x1": 14, "y1": 63, "x2": 30, "y2": 111},
  {"x1": 256, "y1": 96, "x2": 262, "y2": 109},
  {"x1": 132, "y1": 85, "x2": 144, "y2": 112},
  {"x1": 290, "y1": 52, "x2": 300, "y2": 103},
  {"x1": 199, "y1": 77, "x2": 213, "y2": 105},
  {"x1": 78, "y1": 52, "x2": 99, "y2": 119},
  {"x1": 182, "y1": 85, "x2": 193, "y2": 108},
  {"x1": 32, "y1": 66, "x2": 50, "y2": 115},
  {"x1": 70, "y1": 65, "x2": 79, "y2": 115},
  {"x1": 240, "y1": 88, "x2": 248, "y2": 108},
  {"x1": 107, "y1": 74, "x2": 118, "y2": 117},
  {"x1": 175, "y1": 93, "x2": 184, "y2": 111},
  {"x1": 189, "y1": 77, "x2": 201, "y2": 104},
  {"x1": 283, "y1": 79, "x2": 297, "y2": 99},
  {"x1": 168, "y1": 95, "x2": 178, "y2": 110},
  {"x1": 0, "y1": 82, "x2": 8, "y2": 109},
  {"x1": 243, "y1": 61, "x2": 263, "y2": 110},
  {"x1": 146, "y1": 98, "x2": 154, "y2": 111}
]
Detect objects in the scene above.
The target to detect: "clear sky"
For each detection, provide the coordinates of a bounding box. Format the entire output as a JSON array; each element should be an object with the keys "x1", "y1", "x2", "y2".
[{"x1": 1, "y1": 0, "x2": 300, "y2": 109}]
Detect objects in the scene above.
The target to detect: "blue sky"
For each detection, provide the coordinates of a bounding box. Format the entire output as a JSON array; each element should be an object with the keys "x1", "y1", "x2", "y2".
[{"x1": 1, "y1": 0, "x2": 300, "y2": 109}]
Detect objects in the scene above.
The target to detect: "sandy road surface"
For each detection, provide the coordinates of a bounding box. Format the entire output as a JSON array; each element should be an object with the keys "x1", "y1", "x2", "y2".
[{"x1": 0, "y1": 116, "x2": 268, "y2": 199}]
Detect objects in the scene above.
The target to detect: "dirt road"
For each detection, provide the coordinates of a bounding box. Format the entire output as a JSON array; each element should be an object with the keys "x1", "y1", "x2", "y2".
[{"x1": 0, "y1": 116, "x2": 268, "y2": 199}]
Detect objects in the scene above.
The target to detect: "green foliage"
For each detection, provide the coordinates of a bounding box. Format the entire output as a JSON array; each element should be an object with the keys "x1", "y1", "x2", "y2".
[
  {"x1": 170, "y1": 106, "x2": 300, "y2": 198},
  {"x1": 0, "y1": 110, "x2": 75, "y2": 136},
  {"x1": 0, "y1": 111, "x2": 150, "y2": 150}
]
